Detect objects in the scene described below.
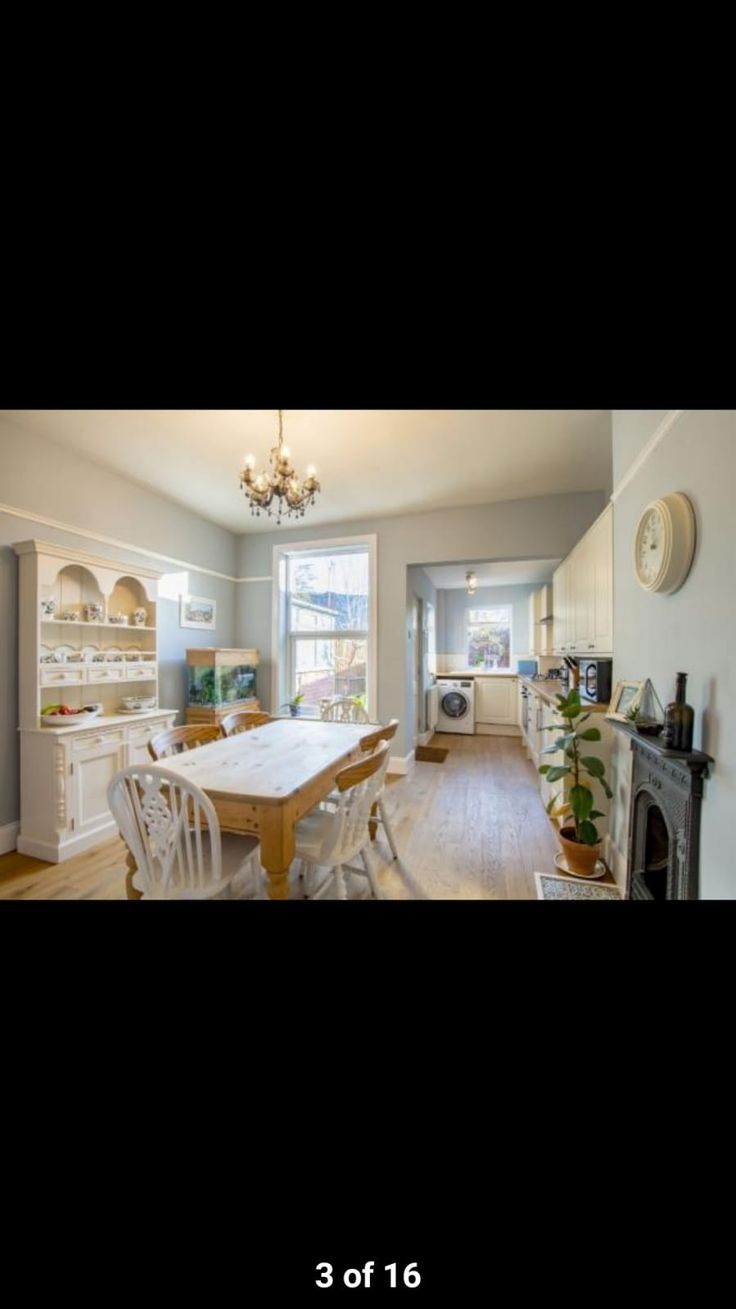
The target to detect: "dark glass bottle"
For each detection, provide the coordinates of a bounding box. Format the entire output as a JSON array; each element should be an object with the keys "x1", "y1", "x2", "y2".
[{"x1": 662, "y1": 672, "x2": 694, "y2": 752}]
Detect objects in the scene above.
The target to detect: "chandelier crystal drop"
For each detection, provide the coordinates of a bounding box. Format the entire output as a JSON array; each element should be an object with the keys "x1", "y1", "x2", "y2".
[{"x1": 240, "y1": 410, "x2": 321, "y2": 524}]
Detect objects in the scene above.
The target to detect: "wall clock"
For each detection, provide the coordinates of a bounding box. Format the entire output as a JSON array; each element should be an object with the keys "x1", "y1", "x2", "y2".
[{"x1": 633, "y1": 492, "x2": 696, "y2": 594}]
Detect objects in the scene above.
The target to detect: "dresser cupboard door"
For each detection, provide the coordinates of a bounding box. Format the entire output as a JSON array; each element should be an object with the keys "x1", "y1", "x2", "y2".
[{"x1": 70, "y1": 733, "x2": 126, "y2": 837}]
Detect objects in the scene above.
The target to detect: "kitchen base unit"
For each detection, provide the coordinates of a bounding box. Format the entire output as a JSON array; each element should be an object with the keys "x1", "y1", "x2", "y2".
[
  {"x1": 473, "y1": 675, "x2": 520, "y2": 736},
  {"x1": 17, "y1": 710, "x2": 177, "y2": 862}
]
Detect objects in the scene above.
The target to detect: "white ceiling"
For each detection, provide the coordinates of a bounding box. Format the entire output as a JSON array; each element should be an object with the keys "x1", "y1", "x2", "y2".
[
  {"x1": 1, "y1": 409, "x2": 612, "y2": 534},
  {"x1": 423, "y1": 559, "x2": 560, "y2": 589}
]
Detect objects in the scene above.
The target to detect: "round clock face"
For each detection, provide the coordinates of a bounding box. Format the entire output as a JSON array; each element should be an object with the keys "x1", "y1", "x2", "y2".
[
  {"x1": 633, "y1": 493, "x2": 696, "y2": 593},
  {"x1": 637, "y1": 505, "x2": 666, "y2": 586}
]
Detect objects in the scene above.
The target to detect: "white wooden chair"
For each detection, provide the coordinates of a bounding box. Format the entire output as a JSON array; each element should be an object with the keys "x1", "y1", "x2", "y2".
[
  {"x1": 107, "y1": 764, "x2": 262, "y2": 900},
  {"x1": 296, "y1": 742, "x2": 391, "y2": 900},
  {"x1": 320, "y1": 719, "x2": 400, "y2": 861},
  {"x1": 220, "y1": 710, "x2": 272, "y2": 737},
  {"x1": 319, "y1": 697, "x2": 370, "y2": 724}
]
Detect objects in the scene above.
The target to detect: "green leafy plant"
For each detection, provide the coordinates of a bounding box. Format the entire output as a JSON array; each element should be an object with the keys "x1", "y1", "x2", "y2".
[
  {"x1": 281, "y1": 692, "x2": 305, "y2": 715},
  {"x1": 352, "y1": 693, "x2": 366, "y2": 708},
  {"x1": 538, "y1": 688, "x2": 613, "y2": 846},
  {"x1": 625, "y1": 704, "x2": 641, "y2": 722}
]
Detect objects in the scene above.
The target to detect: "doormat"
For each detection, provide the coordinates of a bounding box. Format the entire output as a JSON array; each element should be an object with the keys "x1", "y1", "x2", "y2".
[
  {"x1": 415, "y1": 745, "x2": 449, "y2": 763},
  {"x1": 534, "y1": 872, "x2": 622, "y2": 901}
]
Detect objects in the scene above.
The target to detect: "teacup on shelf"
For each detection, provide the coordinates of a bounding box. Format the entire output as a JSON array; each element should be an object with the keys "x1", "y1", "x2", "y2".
[
  {"x1": 133, "y1": 608, "x2": 148, "y2": 626},
  {"x1": 41, "y1": 599, "x2": 56, "y2": 617},
  {"x1": 109, "y1": 613, "x2": 129, "y2": 625},
  {"x1": 84, "y1": 603, "x2": 104, "y2": 622}
]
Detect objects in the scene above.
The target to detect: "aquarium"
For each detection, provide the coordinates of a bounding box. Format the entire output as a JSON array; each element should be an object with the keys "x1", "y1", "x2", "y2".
[{"x1": 186, "y1": 648, "x2": 259, "y2": 708}]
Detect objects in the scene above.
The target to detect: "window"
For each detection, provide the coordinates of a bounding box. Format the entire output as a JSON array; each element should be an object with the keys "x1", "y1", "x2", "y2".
[
  {"x1": 467, "y1": 606, "x2": 512, "y2": 670},
  {"x1": 274, "y1": 539, "x2": 376, "y2": 715}
]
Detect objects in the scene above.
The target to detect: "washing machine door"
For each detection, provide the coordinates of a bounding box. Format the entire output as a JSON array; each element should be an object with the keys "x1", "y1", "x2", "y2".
[{"x1": 441, "y1": 689, "x2": 470, "y2": 720}]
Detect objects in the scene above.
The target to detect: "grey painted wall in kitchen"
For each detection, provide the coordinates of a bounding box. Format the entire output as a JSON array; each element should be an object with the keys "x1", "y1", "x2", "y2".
[
  {"x1": 236, "y1": 491, "x2": 606, "y2": 755},
  {"x1": 406, "y1": 566, "x2": 437, "y2": 741},
  {"x1": 611, "y1": 410, "x2": 670, "y2": 488},
  {"x1": 610, "y1": 408, "x2": 736, "y2": 898},
  {"x1": 437, "y1": 584, "x2": 539, "y2": 665},
  {"x1": 0, "y1": 417, "x2": 237, "y2": 830}
]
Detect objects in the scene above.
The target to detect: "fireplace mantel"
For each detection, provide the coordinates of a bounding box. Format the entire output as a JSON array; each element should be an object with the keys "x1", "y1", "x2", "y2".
[{"x1": 610, "y1": 720, "x2": 714, "y2": 900}]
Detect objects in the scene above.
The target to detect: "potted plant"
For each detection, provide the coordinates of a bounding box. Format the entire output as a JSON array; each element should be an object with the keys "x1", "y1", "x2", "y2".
[
  {"x1": 539, "y1": 687, "x2": 613, "y2": 877},
  {"x1": 282, "y1": 692, "x2": 305, "y2": 718}
]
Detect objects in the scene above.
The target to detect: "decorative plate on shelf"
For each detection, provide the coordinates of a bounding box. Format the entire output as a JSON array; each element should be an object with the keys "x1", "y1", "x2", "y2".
[{"x1": 81, "y1": 645, "x2": 99, "y2": 661}]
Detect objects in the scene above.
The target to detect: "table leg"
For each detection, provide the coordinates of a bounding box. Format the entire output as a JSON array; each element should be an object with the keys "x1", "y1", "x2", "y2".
[
  {"x1": 260, "y1": 811, "x2": 296, "y2": 901},
  {"x1": 369, "y1": 800, "x2": 378, "y2": 841}
]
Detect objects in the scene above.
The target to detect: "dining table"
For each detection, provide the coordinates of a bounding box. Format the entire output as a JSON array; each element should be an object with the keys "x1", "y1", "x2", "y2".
[{"x1": 131, "y1": 717, "x2": 376, "y2": 900}]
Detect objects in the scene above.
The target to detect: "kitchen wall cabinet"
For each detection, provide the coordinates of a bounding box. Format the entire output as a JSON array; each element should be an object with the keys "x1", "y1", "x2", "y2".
[
  {"x1": 553, "y1": 505, "x2": 613, "y2": 657},
  {"x1": 475, "y1": 677, "x2": 517, "y2": 724}
]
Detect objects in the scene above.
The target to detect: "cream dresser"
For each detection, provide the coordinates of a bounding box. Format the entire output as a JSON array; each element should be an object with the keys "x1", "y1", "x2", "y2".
[{"x1": 13, "y1": 540, "x2": 176, "y2": 861}]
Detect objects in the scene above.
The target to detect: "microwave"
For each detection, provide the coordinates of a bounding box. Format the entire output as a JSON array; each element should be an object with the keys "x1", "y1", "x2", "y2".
[{"x1": 578, "y1": 658, "x2": 613, "y2": 704}]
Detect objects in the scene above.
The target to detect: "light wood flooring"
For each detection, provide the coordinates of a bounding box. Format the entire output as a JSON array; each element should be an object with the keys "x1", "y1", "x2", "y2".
[{"x1": 0, "y1": 733, "x2": 559, "y2": 900}]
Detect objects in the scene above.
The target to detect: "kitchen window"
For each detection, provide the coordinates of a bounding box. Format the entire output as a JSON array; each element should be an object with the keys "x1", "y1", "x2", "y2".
[
  {"x1": 273, "y1": 537, "x2": 377, "y2": 715},
  {"x1": 467, "y1": 606, "x2": 512, "y2": 671}
]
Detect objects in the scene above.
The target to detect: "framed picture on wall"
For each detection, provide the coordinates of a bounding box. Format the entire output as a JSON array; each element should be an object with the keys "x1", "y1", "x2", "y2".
[
  {"x1": 606, "y1": 679, "x2": 645, "y2": 723},
  {"x1": 180, "y1": 595, "x2": 217, "y2": 630}
]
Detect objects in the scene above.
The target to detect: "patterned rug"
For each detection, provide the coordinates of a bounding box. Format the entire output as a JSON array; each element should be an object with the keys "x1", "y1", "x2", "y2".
[{"x1": 535, "y1": 871, "x2": 622, "y2": 900}]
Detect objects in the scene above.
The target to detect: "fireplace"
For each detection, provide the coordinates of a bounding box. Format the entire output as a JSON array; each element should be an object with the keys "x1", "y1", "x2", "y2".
[{"x1": 615, "y1": 725, "x2": 713, "y2": 900}]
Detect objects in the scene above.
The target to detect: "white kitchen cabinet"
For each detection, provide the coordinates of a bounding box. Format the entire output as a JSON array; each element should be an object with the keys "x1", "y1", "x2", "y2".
[
  {"x1": 475, "y1": 677, "x2": 517, "y2": 724},
  {"x1": 551, "y1": 506, "x2": 613, "y2": 657},
  {"x1": 552, "y1": 559, "x2": 569, "y2": 654},
  {"x1": 590, "y1": 505, "x2": 613, "y2": 654}
]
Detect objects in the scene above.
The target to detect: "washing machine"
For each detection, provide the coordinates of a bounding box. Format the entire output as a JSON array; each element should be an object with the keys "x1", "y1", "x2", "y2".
[{"x1": 435, "y1": 678, "x2": 475, "y2": 734}]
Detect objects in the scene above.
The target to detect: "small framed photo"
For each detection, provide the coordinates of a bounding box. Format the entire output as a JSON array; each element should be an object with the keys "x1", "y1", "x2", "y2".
[
  {"x1": 607, "y1": 679, "x2": 645, "y2": 723},
  {"x1": 180, "y1": 595, "x2": 216, "y2": 630}
]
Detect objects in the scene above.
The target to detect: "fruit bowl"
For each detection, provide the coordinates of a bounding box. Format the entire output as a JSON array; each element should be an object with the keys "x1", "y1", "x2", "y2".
[{"x1": 41, "y1": 707, "x2": 101, "y2": 726}]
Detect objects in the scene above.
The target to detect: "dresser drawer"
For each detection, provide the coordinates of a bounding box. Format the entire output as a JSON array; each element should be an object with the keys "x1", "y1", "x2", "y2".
[
  {"x1": 125, "y1": 663, "x2": 157, "y2": 680},
  {"x1": 71, "y1": 727, "x2": 126, "y2": 755},
  {"x1": 87, "y1": 665, "x2": 125, "y2": 683},
  {"x1": 41, "y1": 667, "x2": 83, "y2": 686}
]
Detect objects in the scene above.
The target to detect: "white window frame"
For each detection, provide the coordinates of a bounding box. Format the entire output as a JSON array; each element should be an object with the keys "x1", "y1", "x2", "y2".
[
  {"x1": 466, "y1": 604, "x2": 513, "y2": 670},
  {"x1": 272, "y1": 535, "x2": 378, "y2": 717}
]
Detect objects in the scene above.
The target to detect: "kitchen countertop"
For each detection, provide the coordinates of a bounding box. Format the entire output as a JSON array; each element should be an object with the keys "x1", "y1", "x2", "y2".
[
  {"x1": 518, "y1": 676, "x2": 609, "y2": 713},
  {"x1": 441, "y1": 671, "x2": 518, "y2": 679}
]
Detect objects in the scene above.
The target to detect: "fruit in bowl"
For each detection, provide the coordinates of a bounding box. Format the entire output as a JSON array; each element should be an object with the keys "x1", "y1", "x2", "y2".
[{"x1": 41, "y1": 704, "x2": 97, "y2": 724}]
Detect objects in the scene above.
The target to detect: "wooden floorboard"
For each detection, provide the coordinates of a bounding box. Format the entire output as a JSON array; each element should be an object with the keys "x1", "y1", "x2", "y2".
[{"x1": 0, "y1": 733, "x2": 561, "y2": 900}]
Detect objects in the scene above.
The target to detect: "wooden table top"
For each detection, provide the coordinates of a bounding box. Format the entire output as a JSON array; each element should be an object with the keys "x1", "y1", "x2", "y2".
[{"x1": 157, "y1": 718, "x2": 376, "y2": 806}]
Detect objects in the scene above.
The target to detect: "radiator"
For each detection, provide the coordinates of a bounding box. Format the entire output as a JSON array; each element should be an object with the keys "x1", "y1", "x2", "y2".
[{"x1": 426, "y1": 686, "x2": 439, "y2": 731}]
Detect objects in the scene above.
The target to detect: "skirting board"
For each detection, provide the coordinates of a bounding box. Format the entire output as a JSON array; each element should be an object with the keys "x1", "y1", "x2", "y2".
[
  {"x1": 475, "y1": 723, "x2": 521, "y2": 737},
  {"x1": 388, "y1": 751, "x2": 415, "y2": 776},
  {"x1": 0, "y1": 821, "x2": 20, "y2": 855}
]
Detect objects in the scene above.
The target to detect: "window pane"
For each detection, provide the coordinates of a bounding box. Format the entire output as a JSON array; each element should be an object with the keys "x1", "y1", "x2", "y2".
[
  {"x1": 288, "y1": 550, "x2": 369, "y2": 631},
  {"x1": 467, "y1": 606, "x2": 512, "y2": 670},
  {"x1": 292, "y1": 637, "x2": 367, "y2": 708}
]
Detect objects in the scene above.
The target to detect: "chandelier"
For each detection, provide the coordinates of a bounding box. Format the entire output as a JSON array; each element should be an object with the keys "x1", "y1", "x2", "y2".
[
  {"x1": 240, "y1": 410, "x2": 320, "y2": 523},
  {"x1": 466, "y1": 570, "x2": 478, "y2": 595}
]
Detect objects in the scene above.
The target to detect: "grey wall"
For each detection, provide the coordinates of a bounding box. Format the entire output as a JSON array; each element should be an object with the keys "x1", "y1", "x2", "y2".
[
  {"x1": 406, "y1": 566, "x2": 437, "y2": 739},
  {"x1": 0, "y1": 417, "x2": 238, "y2": 830},
  {"x1": 236, "y1": 491, "x2": 606, "y2": 755},
  {"x1": 437, "y1": 584, "x2": 539, "y2": 662},
  {"x1": 612, "y1": 411, "x2": 670, "y2": 487},
  {"x1": 610, "y1": 409, "x2": 736, "y2": 898}
]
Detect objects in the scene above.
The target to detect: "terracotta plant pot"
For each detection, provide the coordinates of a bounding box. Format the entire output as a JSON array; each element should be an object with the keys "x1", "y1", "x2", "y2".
[{"x1": 558, "y1": 826, "x2": 602, "y2": 878}]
